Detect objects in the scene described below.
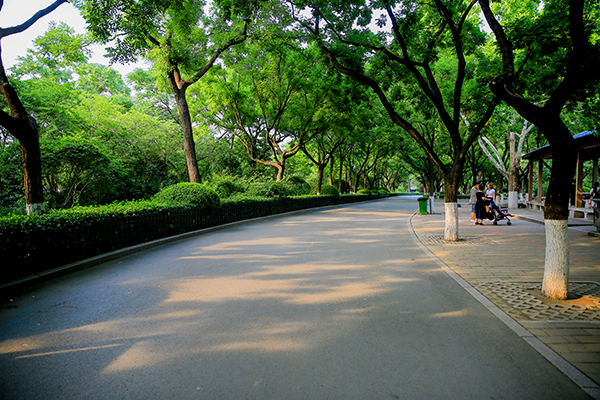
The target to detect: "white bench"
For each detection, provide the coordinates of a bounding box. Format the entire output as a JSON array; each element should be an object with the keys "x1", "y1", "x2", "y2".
[
  {"x1": 526, "y1": 201, "x2": 545, "y2": 211},
  {"x1": 569, "y1": 207, "x2": 595, "y2": 220}
]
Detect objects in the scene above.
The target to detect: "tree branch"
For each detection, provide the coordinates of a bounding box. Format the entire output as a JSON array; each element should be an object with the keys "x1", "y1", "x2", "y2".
[
  {"x1": 545, "y1": 0, "x2": 586, "y2": 114},
  {"x1": 0, "y1": 0, "x2": 68, "y2": 39},
  {"x1": 181, "y1": 20, "x2": 250, "y2": 90}
]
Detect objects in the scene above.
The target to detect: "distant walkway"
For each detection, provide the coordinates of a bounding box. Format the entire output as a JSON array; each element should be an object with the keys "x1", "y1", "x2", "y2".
[{"x1": 0, "y1": 197, "x2": 592, "y2": 399}]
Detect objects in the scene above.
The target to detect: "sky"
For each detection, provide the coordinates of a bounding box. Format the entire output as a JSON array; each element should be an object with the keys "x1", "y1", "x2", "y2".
[{"x1": 0, "y1": 0, "x2": 141, "y2": 77}]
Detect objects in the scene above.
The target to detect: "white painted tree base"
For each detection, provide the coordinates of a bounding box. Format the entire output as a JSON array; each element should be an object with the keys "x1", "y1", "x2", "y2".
[
  {"x1": 26, "y1": 202, "x2": 46, "y2": 215},
  {"x1": 542, "y1": 219, "x2": 570, "y2": 300},
  {"x1": 444, "y1": 202, "x2": 459, "y2": 241},
  {"x1": 508, "y1": 191, "x2": 518, "y2": 210}
]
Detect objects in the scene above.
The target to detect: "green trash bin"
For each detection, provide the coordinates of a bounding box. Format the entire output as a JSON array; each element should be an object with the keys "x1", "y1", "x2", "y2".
[{"x1": 417, "y1": 197, "x2": 428, "y2": 215}]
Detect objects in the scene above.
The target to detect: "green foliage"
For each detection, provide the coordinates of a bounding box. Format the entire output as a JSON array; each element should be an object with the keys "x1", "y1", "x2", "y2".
[
  {"x1": 246, "y1": 180, "x2": 295, "y2": 198},
  {"x1": 203, "y1": 175, "x2": 247, "y2": 198},
  {"x1": 285, "y1": 176, "x2": 312, "y2": 195},
  {"x1": 153, "y1": 183, "x2": 221, "y2": 211},
  {"x1": 0, "y1": 142, "x2": 24, "y2": 216},
  {"x1": 310, "y1": 184, "x2": 340, "y2": 197},
  {"x1": 356, "y1": 188, "x2": 371, "y2": 195},
  {"x1": 0, "y1": 200, "x2": 201, "y2": 239},
  {"x1": 41, "y1": 136, "x2": 114, "y2": 208},
  {"x1": 10, "y1": 22, "x2": 90, "y2": 81}
]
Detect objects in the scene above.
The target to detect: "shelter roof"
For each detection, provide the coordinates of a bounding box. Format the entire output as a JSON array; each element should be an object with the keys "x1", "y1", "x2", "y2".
[{"x1": 522, "y1": 131, "x2": 600, "y2": 161}]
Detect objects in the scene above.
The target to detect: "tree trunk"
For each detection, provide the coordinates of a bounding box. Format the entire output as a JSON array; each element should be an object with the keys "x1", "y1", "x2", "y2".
[
  {"x1": 316, "y1": 164, "x2": 325, "y2": 193},
  {"x1": 540, "y1": 136, "x2": 577, "y2": 299},
  {"x1": 443, "y1": 177, "x2": 459, "y2": 241},
  {"x1": 21, "y1": 130, "x2": 45, "y2": 214},
  {"x1": 276, "y1": 160, "x2": 285, "y2": 182},
  {"x1": 496, "y1": 171, "x2": 503, "y2": 203},
  {"x1": 347, "y1": 165, "x2": 353, "y2": 192},
  {"x1": 542, "y1": 219, "x2": 570, "y2": 300},
  {"x1": 508, "y1": 130, "x2": 519, "y2": 209},
  {"x1": 328, "y1": 155, "x2": 334, "y2": 185},
  {"x1": 0, "y1": 69, "x2": 45, "y2": 214},
  {"x1": 338, "y1": 154, "x2": 344, "y2": 193},
  {"x1": 169, "y1": 77, "x2": 201, "y2": 183},
  {"x1": 354, "y1": 172, "x2": 360, "y2": 193}
]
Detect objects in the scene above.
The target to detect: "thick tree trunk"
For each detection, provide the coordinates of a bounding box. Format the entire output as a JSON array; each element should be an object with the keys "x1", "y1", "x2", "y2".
[
  {"x1": 0, "y1": 68, "x2": 45, "y2": 214},
  {"x1": 316, "y1": 164, "x2": 325, "y2": 193},
  {"x1": 540, "y1": 137, "x2": 577, "y2": 299},
  {"x1": 169, "y1": 77, "x2": 201, "y2": 183},
  {"x1": 20, "y1": 130, "x2": 45, "y2": 214},
  {"x1": 542, "y1": 219, "x2": 570, "y2": 300}
]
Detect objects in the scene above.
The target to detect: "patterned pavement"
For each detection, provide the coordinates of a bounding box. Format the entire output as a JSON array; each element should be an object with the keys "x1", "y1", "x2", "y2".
[{"x1": 410, "y1": 201, "x2": 600, "y2": 386}]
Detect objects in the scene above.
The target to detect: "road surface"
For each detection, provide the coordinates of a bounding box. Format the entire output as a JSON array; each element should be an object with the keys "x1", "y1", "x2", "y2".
[{"x1": 0, "y1": 197, "x2": 590, "y2": 399}]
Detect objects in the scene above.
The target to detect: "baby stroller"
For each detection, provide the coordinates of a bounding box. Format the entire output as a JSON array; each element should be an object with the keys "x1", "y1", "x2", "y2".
[{"x1": 489, "y1": 201, "x2": 513, "y2": 225}]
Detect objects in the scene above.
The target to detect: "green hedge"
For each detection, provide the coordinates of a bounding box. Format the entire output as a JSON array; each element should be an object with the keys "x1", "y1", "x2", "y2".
[
  {"x1": 1, "y1": 193, "x2": 376, "y2": 284},
  {"x1": 153, "y1": 182, "x2": 220, "y2": 210}
]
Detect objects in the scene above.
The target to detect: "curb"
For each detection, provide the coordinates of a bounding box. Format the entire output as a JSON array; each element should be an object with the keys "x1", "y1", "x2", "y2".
[
  {"x1": 407, "y1": 212, "x2": 600, "y2": 400},
  {"x1": 512, "y1": 215, "x2": 544, "y2": 225}
]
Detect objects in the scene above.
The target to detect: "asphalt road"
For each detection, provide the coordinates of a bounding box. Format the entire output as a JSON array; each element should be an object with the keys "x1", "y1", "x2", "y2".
[{"x1": 0, "y1": 197, "x2": 590, "y2": 399}]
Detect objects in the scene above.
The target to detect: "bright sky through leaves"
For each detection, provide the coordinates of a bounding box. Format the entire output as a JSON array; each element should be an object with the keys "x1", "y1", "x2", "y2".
[{"x1": 0, "y1": 0, "x2": 141, "y2": 76}]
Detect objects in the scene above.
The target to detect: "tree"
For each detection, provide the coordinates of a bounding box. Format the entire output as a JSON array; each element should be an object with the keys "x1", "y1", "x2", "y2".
[
  {"x1": 0, "y1": 0, "x2": 68, "y2": 213},
  {"x1": 79, "y1": 0, "x2": 262, "y2": 183},
  {"x1": 198, "y1": 40, "x2": 330, "y2": 181},
  {"x1": 297, "y1": 0, "x2": 500, "y2": 240},
  {"x1": 127, "y1": 67, "x2": 180, "y2": 123},
  {"x1": 478, "y1": 107, "x2": 534, "y2": 209},
  {"x1": 479, "y1": 0, "x2": 600, "y2": 299},
  {"x1": 302, "y1": 130, "x2": 344, "y2": 193},
  {"x1": 300, "y1": 66, "x2": 364, "y2": 193},
  {"x1": 41, "y1": 135, "x2": 112, "y2": 208}
]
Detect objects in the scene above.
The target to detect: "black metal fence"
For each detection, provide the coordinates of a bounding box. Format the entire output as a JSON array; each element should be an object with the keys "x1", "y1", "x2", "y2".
[{"x1": 1, "y1": 195, "x2": 375, "y2": 283}]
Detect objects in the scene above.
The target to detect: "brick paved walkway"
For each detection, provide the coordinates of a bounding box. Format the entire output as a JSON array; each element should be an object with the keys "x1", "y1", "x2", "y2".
[{"x1": 411, "y1": 201, "x2": 600, "y2": 385}]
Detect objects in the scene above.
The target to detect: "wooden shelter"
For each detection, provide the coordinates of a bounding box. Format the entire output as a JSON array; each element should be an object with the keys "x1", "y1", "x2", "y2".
[{"x1": 522, "y1": 131, "x2": 600, "y2": 212}]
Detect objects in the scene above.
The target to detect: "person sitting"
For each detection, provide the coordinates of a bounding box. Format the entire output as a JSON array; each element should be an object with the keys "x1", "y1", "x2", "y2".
[{"x1": 485, "y1": 183, "x2": 496, "y2": 212}]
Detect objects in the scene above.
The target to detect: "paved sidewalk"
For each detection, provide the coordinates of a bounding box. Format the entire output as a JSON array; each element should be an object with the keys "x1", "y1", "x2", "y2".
[{"x1": 411, "y1": 201, "x2": 600, "y2": 386}]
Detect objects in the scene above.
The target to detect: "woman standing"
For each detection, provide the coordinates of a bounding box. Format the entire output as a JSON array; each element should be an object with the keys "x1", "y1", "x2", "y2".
[{"x1": 475, "y1": 184, "x2": 487, "y2": 225}]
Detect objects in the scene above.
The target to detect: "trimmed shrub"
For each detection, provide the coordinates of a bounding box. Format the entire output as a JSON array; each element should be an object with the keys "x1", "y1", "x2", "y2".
[
  {"x1": 378, "y1": 189, "x2": 388, "y2": 195},
  {"x1": 203, "y1": 175, "x2": 246, "y2": 199},
  {"x1": 310, "y1": 184, "x2": 339, "y2": 197},
  {"x1": 357, "y1": 188, "x2": 371, "y2": 195},
  {"x1": 154, "y1": 182, "x2": 220, "y2": 211}
]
